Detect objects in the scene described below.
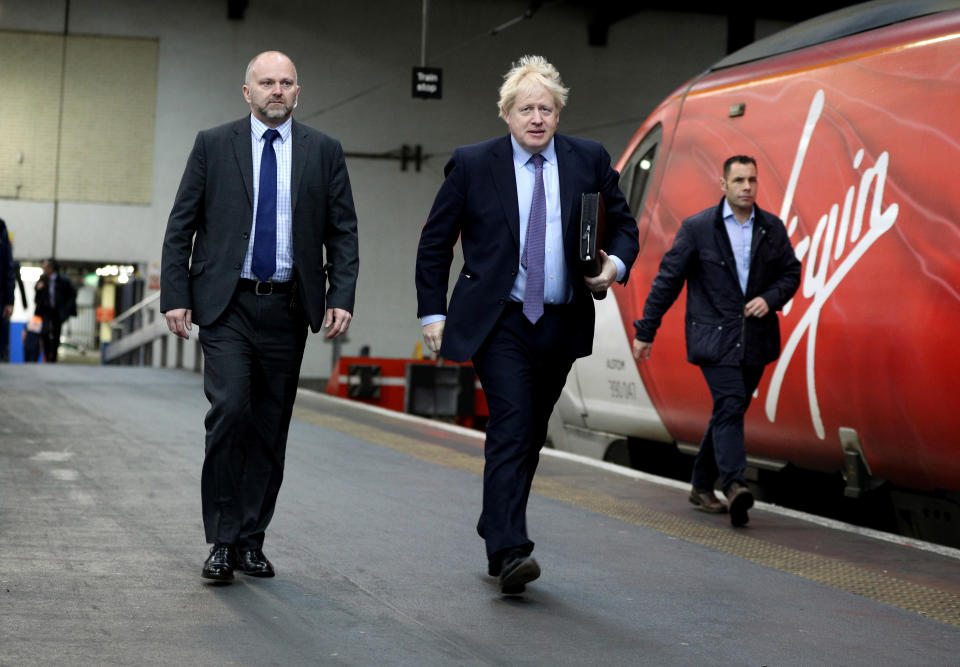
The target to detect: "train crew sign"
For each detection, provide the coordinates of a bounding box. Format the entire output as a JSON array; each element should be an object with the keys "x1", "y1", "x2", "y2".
[{"x1": 412, "y1": 67, "x2": 442, "y2": 99}]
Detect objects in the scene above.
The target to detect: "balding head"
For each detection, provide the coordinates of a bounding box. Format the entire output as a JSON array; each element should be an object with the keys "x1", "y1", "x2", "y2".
[
  {"x1": 244, "y1": 51, "x2": 298, "y2": 86},
  {"x1": 242, "y1": 51, "x2": 301, "y2": 127}
]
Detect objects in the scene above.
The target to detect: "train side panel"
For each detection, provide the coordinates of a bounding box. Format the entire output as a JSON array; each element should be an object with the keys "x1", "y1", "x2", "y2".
[{"x1": 595, "y1": 13, "x2": 960, "y2": 491}]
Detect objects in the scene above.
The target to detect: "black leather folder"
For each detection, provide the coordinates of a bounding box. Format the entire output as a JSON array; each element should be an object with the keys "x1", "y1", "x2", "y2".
[{"x1": 579, "y1": 192, "x2": 607, "y2": 300}]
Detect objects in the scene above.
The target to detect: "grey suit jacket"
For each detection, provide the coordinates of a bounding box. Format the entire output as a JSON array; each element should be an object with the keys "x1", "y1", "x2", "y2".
[{"x1": 161, "y1": 116, "x2": 359, "y2": 333}]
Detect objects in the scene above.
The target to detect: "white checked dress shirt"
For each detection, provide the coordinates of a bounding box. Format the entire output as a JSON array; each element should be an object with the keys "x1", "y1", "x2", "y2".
[{"x1": 242, "y1": 115, "x2": 294, "y2": 282}]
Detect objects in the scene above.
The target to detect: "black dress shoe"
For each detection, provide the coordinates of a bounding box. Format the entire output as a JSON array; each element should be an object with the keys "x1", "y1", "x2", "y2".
[
  {"x1": 202, "y1": 544, "x2": 236, "y2": 581},
  {"x1": 237, "y1": 548, "x2": 275, "y2": 577},
  {"x1": 725, "y1": 481, "x2": 754, "y2": 527},
  {"x1": 499, "y1": 553, "x2": 540, "y2": 595}
]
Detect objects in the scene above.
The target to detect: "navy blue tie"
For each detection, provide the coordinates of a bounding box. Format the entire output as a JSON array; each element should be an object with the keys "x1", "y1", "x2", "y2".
[
  {"x1": 252, "y1": 128, "x2": 280, "y2": 281},
  {"x1": 522, "y1": 154, "x2": 546, "y2": 323}
]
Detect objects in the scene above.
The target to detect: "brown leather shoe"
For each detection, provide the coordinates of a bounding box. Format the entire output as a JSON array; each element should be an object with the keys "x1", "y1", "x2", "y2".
[
  {"x1": 689, "y1": 487, "x2": 727, "y2": 513},
  {"x1": 499, "y1": 552, "x2": 540, "y2": 595},
  {"x1": 725, "y1": 481, "x2": 754, "y2": 527}
]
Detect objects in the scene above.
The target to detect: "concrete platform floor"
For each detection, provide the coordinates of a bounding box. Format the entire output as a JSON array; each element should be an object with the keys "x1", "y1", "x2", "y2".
[{"x1": 2, "y1": 364, "x2": 960, "y2": 666}]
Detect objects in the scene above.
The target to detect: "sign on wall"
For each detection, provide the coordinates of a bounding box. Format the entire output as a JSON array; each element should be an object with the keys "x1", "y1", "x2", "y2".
[{"x1": 412, "y1": 67, "x2": 442, "y2": 99}]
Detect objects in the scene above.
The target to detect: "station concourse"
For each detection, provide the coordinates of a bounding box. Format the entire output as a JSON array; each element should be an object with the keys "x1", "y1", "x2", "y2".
[{"x1": 2, "y1": 364, "x2": 960, "y2": 665}]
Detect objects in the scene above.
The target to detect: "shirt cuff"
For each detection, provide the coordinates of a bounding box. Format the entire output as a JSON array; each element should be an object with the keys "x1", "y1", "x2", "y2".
[
  {"x1": 421, "y1": 314, "x2": 446, "y2": 327},
  {"x1": 609, "y1": 255, "x2": 626, "y2": 283}
]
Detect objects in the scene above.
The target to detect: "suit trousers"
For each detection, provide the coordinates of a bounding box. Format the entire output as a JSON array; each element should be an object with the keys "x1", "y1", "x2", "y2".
[
  {"x1": 198, "y1": 286, "x2": 308, "y2": 550},
  {"x1": 692, "y1": 364, "x2": 765, "y2": 493},
  {"x1": 471, "y1": 302, "x2": 576, "y2": 565},
  {"x1": 41, "y1": 320, "x2": 62, "y2": 362}
]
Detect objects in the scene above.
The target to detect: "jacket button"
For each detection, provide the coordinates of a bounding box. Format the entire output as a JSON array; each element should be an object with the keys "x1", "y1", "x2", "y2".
[
  {"x1": 241, "y1": 232, "x2": 249, "y2": 239},
  {"x1": 511, "y1": 270, "x2": 517, "y2": 276},
  {"x1": 498, "y1": 298, "x2": 505, "y2": 305},
  {"x1": 234, "y1": 262, "x2": 241, "y2": 270}
]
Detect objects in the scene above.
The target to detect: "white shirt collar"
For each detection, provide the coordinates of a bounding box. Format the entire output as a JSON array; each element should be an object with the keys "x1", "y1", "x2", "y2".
[
  {"x1": 510, "y1": 135, "x2": 557, "y2": 168},
  {"x1": 250, "y1": 114, "x2": 292, "y2": 143}
]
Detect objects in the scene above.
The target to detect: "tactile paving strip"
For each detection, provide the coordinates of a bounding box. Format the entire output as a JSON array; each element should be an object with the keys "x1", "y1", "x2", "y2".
[{"x1": 293, "y1": 408, "x2": 960, "y2": 627}]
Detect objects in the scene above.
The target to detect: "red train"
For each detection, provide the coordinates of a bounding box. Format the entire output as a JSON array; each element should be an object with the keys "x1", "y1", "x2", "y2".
[{"x1": 549, "y1": 1, "x2": 960, "y2": 537}]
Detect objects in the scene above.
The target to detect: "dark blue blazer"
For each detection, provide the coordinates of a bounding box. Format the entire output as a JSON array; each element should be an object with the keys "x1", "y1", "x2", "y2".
[
  {"x1": 634, "y1": 198, "x2": 801, "y2": 366},
  {"x1": 416, "y1": 134, "x2": 639, "y2": 362}
]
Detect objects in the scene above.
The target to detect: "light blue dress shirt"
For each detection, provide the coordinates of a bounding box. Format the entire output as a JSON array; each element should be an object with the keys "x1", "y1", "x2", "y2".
[
  {"x1": 242, "y1": 115, "x2": 294, "y2": 282},
  {"x1": 421, "y1": 136, "x2": 626, "y2": 326},
  {"x1": 508, "y1": 137, "x2": 568, "y2": 306},
  {"x1": 722, "y1": 198, "x2": 754, "y2": 294}
]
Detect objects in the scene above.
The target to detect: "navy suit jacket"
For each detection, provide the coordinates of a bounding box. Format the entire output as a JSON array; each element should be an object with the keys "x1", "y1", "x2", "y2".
[
  {"x1": 416, "y1": 134, "x2": 639, "y2": 362},
  {"x1": 161, "y1": 116, "x2": 359, "y2": 333}
]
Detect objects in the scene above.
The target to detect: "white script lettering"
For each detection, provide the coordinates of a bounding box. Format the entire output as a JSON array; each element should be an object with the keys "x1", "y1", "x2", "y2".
[{"x1": 764, "y1": 89, "x2": 899, "y2": 439}]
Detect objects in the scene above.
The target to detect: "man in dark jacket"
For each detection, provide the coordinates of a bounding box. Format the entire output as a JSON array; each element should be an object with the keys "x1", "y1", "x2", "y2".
[
  {"x1": 35, "y1": 258, "x2": 77, "y2": 363},
  {"x1": 0, "y1": 219, "x2": 13, "y2": 328},
  {"x1": 632, "y1": 156, "x2": 801, "y2": 527},
  {"x1": 416, "y1": 55, "x2": 639, "y2": 593},
  {"x1": 161, "y1": 51, "x2": 359, "y2": 582}
]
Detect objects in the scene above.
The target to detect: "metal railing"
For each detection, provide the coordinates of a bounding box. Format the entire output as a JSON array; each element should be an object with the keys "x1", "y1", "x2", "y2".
[{"x1": 101, "y1": 291, "x2": 202, "y2": 371}]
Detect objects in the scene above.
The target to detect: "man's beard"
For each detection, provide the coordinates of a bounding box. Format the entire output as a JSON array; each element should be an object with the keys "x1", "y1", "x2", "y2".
[{"x1": 258, "y1": 99, "x2": 293, "y2": 120}]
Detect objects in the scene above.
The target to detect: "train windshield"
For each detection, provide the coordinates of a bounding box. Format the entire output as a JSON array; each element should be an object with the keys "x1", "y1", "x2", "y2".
[{"x1": 619, "y1": 123, "x2": 662, "y2": 218}]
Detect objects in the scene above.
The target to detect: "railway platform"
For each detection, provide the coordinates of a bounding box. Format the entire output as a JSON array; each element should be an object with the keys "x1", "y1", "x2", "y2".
[{"x1": 2, "y1": 364, "x2": 959, "y2": 665}]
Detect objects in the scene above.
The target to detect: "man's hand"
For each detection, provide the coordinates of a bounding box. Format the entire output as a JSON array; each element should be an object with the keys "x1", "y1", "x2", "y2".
[
  {"x1": 163, "y1": 308, "x2": 193, "y2": 340},
  {"x1": 584, "y1": 250, "x2": 618, "y2": 293},
  {"x1": 745, "y1": 296, "x2": 770, "y2": 318},
  {"x1": 2, "y1": 305, "x2": 11, "y2": 320},
  {"x1": 422, "y1": 320, "x2": 444, "y2": 355},
  {"x1": 633, "y1": 339, "x2": 652, "y2": 361},
  {"x1": 324, "y1": 307, "x2": 352, "y2": 339}
]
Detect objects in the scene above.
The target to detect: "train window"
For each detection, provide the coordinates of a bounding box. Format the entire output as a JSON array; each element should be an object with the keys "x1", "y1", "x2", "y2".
[{"x1": 618, "y1": 123, "x2": 662, "y2": 216}]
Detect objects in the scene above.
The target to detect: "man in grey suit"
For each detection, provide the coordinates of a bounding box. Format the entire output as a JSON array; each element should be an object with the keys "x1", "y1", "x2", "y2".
[{"x1": 161, "y1": 51, "x2": 359, "y2": 581}]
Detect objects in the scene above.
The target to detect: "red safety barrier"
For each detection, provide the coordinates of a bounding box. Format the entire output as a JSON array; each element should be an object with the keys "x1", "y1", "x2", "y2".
[{"x1": 325, "y1": 356, "x2": 488, "y2": 429}]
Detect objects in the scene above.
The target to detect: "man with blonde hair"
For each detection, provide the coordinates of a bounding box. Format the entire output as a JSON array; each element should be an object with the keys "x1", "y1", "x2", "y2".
[{"x1": 416, "y1": 55, "x2": 638, "y2": 594}]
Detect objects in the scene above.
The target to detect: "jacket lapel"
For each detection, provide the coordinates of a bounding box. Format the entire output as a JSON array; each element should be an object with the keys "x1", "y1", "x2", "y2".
[
  {"x1": 713, "y1": 201, "x2": 743, "y2": 289},
  {"x1": 232, "y1": 117, "x2": 254, "y2": 206},
  {"x1": 490, "y1": 136, "x2": 520, "y2": 249},
  {"x1": 555, "y1": 134, "x2": 576, "y2": 241},
  {"x1": 290, "y1": 119, "x2": 309, "y2": 214}
]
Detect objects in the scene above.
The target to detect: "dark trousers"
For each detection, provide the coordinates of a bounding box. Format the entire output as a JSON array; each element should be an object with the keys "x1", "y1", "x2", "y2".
[
  {"x1": 42, "y1": 321, "x2": 61, "y2": 362},
  {"x1": 23, "y1": 331, "x2": 42, "y2": 362},
  {"x1": 692, "y1": 364, "x2": 765, "y2": 493},
  {"x1": 471, "y1": 303, "x2": 576, "y2": 565},
  {"x1": 1, "y1": 315, "x2": 9, "y2": 361},
  {"x1": 198, "y1": 287, "x2": 307, "y2": 550}
]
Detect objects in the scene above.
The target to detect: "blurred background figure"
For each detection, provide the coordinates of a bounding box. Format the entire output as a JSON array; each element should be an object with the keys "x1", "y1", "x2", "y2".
[
  {"x1": 34, "y1": 259, "x2": 77, "y2": 363},
  {"x1": 1, "y1": 235, "x2": 28, "y2": 363},
  {"x1": 0, "y1": 219, "x2": 13, "y2": 356}
]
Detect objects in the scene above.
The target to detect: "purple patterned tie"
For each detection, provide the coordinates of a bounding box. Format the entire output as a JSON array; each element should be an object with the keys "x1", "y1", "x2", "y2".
[{"x1": 522, "y1": 153, "x2": 546, "y2": 323}]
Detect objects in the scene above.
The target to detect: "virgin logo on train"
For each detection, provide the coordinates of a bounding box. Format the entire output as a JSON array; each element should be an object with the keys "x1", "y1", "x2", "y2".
[{"x1": 767, "y1": 88, "x2": 899, "y2": 439}]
